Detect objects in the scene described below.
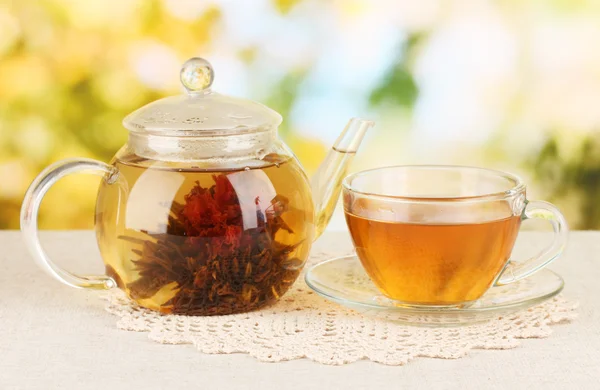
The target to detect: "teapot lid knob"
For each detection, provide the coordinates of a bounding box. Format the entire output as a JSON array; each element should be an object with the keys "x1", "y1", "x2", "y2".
[{"x1": 180, "y1": 57, "x2": 214, "y2": 94}]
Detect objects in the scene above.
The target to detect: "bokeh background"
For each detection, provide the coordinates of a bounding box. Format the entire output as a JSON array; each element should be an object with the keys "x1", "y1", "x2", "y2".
[{"x1": 2, "y1": 0, "x2": 600, "y2": 230}]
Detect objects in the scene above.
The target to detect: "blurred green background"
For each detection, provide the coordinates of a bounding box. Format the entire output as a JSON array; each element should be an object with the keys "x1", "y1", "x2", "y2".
[{"x1": 2, "y1": 0, "x2": 600, "y2": 230}]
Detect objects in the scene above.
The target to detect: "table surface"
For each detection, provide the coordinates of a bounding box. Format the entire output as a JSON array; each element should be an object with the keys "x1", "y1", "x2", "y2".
[{"x1": 1, "y1": 230, "x2": 599, "y2": 389}]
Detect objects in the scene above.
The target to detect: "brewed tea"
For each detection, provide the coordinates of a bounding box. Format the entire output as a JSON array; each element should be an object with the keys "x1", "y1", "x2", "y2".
[
  {"x1": 96, "y1": 154, "x2": 314, "y2": 315},
  {"x1": 345, "y1": 211, "x2": 521, "y2": 304}
]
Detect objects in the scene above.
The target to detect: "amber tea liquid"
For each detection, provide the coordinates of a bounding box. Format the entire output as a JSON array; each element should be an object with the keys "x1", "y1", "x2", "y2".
[
  {"x1": 96, "y1": 154, "x2": 314, "y2": 315},
  {"x1": 345, "y1": 211, "x2": 521, "y2": 305}
]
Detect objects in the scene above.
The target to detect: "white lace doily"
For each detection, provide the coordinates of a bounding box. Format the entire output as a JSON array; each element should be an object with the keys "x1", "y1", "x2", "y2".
[{"x1": 103, "y1": 250, "x2": 578, "y2": 366}]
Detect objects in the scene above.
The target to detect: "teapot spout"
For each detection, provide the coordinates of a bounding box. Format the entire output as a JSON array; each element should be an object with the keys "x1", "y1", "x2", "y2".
[{"x1": 311, "y1": 118, "x2": 374, "y2": 239}]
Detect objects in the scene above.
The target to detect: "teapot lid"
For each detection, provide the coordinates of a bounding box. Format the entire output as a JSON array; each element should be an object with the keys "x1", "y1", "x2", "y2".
[{"x1": 123, "y1": 57, "x2": 282, "y2": 136}]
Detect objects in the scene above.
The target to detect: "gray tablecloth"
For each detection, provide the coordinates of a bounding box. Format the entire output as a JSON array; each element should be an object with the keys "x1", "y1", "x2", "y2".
[{"x1": 1, "y1": 231, "x2": 599, "y2": 389}]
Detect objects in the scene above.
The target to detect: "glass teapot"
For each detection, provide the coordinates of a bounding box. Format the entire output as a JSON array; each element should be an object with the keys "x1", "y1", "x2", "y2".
[{"x1": 21, "y1": 58, "x2": 374, "y2": 315}]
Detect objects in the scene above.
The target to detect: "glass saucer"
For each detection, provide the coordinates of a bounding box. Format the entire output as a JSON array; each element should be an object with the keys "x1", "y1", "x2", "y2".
[{"x1": 305, "y1": 255, "x2": 564, "y2": 326}]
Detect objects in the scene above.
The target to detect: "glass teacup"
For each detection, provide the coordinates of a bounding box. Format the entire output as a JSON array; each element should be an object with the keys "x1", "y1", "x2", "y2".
[{"x1": 342, "y1": 166, "x2": 568, "y2": 307}]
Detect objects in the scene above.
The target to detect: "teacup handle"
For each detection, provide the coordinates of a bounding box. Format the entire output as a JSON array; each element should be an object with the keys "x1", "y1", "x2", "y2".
[
  {"x1": 20, "y1": 158, "x2": 122, "y2": 290},
  {"x1": 495, "y1": 200, "x2": 568, "y2": 285}
]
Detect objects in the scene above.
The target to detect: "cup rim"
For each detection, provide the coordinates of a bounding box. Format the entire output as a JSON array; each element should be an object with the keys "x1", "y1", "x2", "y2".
[{"x1": 342, "y1": 165, "x2": 526, "y2": 202}]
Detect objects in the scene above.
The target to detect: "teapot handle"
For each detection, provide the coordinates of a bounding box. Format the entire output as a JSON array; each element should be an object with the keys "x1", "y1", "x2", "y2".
[{"x1": 20, "y1": 158, "x2": 121, "y2": 290}]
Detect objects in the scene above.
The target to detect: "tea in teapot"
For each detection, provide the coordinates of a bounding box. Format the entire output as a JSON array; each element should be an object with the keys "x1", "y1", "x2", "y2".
[{"x1": 97, "y1": 153, "x2": 311, "y2": 315}]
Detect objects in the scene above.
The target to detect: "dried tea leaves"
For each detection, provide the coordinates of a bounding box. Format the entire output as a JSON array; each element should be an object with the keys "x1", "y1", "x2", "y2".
[{"x1": 119, "y1": 173, "x2": 302, "y2": 316}]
